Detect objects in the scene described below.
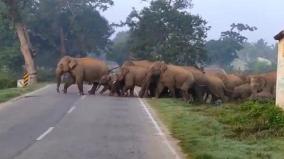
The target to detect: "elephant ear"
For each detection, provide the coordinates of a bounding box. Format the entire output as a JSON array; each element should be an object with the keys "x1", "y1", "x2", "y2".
[{"x1": 69, "y1": 59, "x2": 77, "y2": 69}]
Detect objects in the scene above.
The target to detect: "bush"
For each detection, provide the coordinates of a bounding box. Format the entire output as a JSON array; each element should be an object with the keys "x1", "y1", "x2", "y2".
[
  {"x1": 37, "y1": 68, "x2": 55, "y2": 82},
  {"x1": 224, "y1": 100, "x2": 284, "y2": 138},
  {"x1": 0, "y1": 71, "x2": 17, "y2": 89}
]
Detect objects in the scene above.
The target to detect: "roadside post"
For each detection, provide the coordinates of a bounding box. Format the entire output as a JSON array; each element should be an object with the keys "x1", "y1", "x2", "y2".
[
  {"x1": 274, "y1": 30, "x2": 284, "y2": 109},
  {"x1": 23, "y1": 72, "x2": 29, "y2": 87},
  {"x1": 17, "y1": 72, "x2": 30, "y2": 88}
]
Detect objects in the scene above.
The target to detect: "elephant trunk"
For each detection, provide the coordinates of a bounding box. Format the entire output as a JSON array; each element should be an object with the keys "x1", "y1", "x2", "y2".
[{"x1": 56, "y1": 68, "x2": 63, "y2": 93}]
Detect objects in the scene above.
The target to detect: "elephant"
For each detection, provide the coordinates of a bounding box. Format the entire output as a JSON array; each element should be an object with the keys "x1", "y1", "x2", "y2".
[
  {"x1": 250, "y1": 71, "x2": 276, "y2": 98},
  {"x1": 55, "y1": 72, "x2": 76, "y2": 93},
  {"x1": 226, "y1": 74, "x2": 245, "y2": 89},
  {"x1": 205, "y1": 69, "x2": 244, "y2": 90},
  {"x1": 205, "y1": 75, "x2": 232, "y2": 104},
  {"x1": 151, "y1": 62, "x2": 195, "y2": 101},
  {"x1": 231, "y1": 83, "x2": 252, "y2": 101},
  {"x1": 98, "y1": 73, "x2": 123, "y2": 96},
  {"x1": 56, "y1": 56, "x2": 109, "y2": 95},
  {"x1": 183, "y1": 66, "x2": 209, "y2": 102},
  {"x1": 139, "y1": 61, "x2": 170, "y2": 98},
  {"x1": 122, "y1": 60, "x2": 154, "y2": 69},
  {"x1": 118, "y1": 65, "x2": 148, "y2": 96}
]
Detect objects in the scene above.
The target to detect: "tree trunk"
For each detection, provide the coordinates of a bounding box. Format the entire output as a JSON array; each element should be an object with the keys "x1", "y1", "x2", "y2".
[
  {"x1": 59, "y1": 27, "x2": 66, "y2": 57},
  {"x1": 15, "y1": 23, "x2": 37, "y2": 84}
]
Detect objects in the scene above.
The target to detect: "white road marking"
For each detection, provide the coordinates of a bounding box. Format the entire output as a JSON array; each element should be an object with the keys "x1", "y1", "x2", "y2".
[
  {"x1": 36, "y1": 127, "x2": 54, "y2": 141},
  {"x1": 137, "y1": 96, "x2": 181, "y2": 159},
  {"x1": 67, "y1": 106, "x2": 76, "y2": 114}
]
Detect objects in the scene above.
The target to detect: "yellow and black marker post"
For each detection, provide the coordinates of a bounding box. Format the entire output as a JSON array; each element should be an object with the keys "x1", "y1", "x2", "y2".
[{"x1": 23, "y1": 72, "x2": 29, "y2": 87}]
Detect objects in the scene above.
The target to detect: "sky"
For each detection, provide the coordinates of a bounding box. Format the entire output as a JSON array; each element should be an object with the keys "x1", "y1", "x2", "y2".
[{"x1": 102, "y1": 0, "x2": 284, "y2": 44}]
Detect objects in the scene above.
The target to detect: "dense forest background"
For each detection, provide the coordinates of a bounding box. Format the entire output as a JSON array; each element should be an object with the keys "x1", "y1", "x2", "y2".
[{"x1": 0, "y1": 0, "x2": 277, "y2": 87}]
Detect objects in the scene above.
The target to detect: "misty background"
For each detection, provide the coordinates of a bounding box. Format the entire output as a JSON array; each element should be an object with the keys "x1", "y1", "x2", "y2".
[
  {"x1": 0, "y1": 0, "x2": 282, "y2": 86},
  {"x1": 103, "y1": 0, "x2": 284, "y2": 44}
]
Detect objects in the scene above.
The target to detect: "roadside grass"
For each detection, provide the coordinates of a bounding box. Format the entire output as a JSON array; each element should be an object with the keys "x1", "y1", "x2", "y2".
[
  {"x1": 0, "y1": 83, "x2": 46, "y2": 103},
  {"x1": 148, "y1": 99, "x2": 284, "y2": 159}
]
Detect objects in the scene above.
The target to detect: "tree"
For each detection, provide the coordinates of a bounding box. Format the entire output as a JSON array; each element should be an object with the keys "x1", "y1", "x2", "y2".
[
  {"x1": 27, "y1": 0, "x2": 114, "y2": 68},
  {"x1": 238, "y1": 39, "x2": 277, "y2": 63},
  {"x1": 0, "y1": 0, "x2": 38, "y2": 83},
  {"x1": 125, "y1": 0, "x2": 209, "y2": 65},
  {"x1": 0, "y1": 12, "x2": 23, "y2": 74},
  {"x1": 206, "y1": 23, "x2": 257, "y2": 68},
  {"x1": 107, "y1": 31, "x2": 131, "y2": 64}
]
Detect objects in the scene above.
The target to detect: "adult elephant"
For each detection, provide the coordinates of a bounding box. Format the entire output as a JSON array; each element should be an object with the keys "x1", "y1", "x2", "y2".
[
  {"x1": 148, "y1": 62, "x2": 195, "y2": 101},
  {"x1": 231, "y1": 83, "x2": 252, "y2": 101},
  {"x1": 250, "y1": 71, "x2": 276, "y2": 98},
  {"x1": 56, "y1": 56, "x2": 109, "y2": 95},
  {"x1": 184, "y1": 66, "x2": 232, "y2": 103},
  {"x1": 117, "y1": 65, "x2": 148, "y2": 96},
  {"x1": 205, "y1": 75, "x2": 232, "y2": 103},
  {"x1": 122, "y1": 60, "x2": 154, "y2": 69},
  {"x1": 205, "y1": 69, "x2": 244, "y2": 90},
  {"x1": 122, "y1": 60, "x2": 161, "y2": 97},
  {"x1": 183, "y1": 66, "x2": 209, "y2": 102}
]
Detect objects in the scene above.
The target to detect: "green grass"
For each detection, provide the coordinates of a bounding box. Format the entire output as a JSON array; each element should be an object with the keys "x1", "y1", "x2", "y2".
[
  {"x1": 0, "y1": 83, "x2": 46, "y2": 103},
  {"x1": 148, "y1": 99, "x2": 284, "y2": 159}
]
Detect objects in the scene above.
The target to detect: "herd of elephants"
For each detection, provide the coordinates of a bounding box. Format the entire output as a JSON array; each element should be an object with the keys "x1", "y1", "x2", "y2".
[{"x1": 55, "y1": 56, "x2": 276, "y2": 104}]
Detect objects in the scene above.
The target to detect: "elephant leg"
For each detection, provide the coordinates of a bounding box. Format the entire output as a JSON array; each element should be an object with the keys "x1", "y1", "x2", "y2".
[
  {"x1": 166, "y1": 86, "x2": 176, "y2": 98},
  {"x1": 88, "y1": 82, "x2": 99, "y2": 95},
  {"x1": 122, "y1": 85, "x2": 131, "y2": 96},
  {"x1": 139, "y1": 83, "x2": 147, "y2": 98},
  {"x1": 130, "y1": 86, "x2": 135, "y2": 97},
  {"x1": 76, "y1": 79, "x2": 84, "y2": 95},
  {"x1": 155, "y1": 83, "x2": 165, "y2": 98},
  {"x1": 99, "y1": 86, "x2": 109, "y2": 95},
  {"x1": 194, "y1": 86, "x2": 205, "y2": 103},
  {"x1": 63, "y1": 77, "x2": 75, "y2": 94}
]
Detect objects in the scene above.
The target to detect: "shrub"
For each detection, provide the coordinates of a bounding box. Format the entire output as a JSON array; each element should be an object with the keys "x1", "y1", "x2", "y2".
[
  {"x1": 37, "y1": 68, "x2": 55, "y2": 82},
  {"x1": 0, "y1": 71, "x2": 17, "y2": 89},
  {"x1": 227, "y1": 100, "x2": 284, "y2": 138}
]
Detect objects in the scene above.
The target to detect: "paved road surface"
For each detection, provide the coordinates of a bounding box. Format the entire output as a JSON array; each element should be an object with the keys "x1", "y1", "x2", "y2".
[{"x1": 0, "y1": 85, "x2": 180, "y2": 159}]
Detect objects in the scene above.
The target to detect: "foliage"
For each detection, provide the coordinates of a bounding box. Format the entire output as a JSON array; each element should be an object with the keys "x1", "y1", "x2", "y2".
[
  {"x1": 222, "y1": 100, "x2": 284, "y2": 138},
  {"x1": 0, "y1": 0, "x2": 114, "y2": 72},
  {"x1": 148, "y1": 98, "x2": 284, "y2": 159},
  {"x1": 206, "y1": 23, "x2": 257, "y2": 68},
  {"x1": 107, "y1": 31, "x2": 131, "y2": 64},
  {"x1": 28, "y1": 0, "x2": 114, "y2": 68},
  {"x1": 125, "y1": 0, "x2": 209, "y2": 65},
  {"x1": 0, "y1": 11, "x2": 24, "y2": 74},
  {"x1": 238, "y1": 39, "x2": 277, "y2": 63},
  {"x1": 0, "y1": 83, "x2": 46, "y2": 103},
  {"x1": 37, "y1": 68, "x2": 55, "y2": 82},
  {"x1": 0, "y1": 71, "x2": 17, "y2": 89},
  {"x1": 246, "y1": 60, "x2": 276, "y2": 74}
]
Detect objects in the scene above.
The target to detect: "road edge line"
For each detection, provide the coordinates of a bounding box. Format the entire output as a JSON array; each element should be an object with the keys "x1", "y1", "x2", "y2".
[
  {"x1": 137, "y1": 97, "x2": 181, "y2": 159},
  {"x1": 36, "y1": 127, "x2": 54, "y2": 141},
  {"x1": 0, "y1": 85, "x2": 52, "y2": 109}
]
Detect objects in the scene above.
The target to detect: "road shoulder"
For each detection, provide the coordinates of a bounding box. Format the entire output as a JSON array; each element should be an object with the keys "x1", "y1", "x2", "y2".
[{"x1": 140, "y1": 98, "x2": 186, "y2": 159}]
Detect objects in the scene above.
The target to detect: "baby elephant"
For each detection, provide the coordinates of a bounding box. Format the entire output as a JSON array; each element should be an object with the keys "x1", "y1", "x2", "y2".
[
  {"x1": 231, "y1": 84, "x2": 252, "y2": 101},
  {"x1": 99, "y1": 74, "x2": 123, "y2": 96}
]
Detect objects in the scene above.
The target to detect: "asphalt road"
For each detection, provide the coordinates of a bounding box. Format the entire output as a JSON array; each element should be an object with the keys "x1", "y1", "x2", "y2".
[{"x1": 0, "y1": 84, "x2": 180, "y2": 159}]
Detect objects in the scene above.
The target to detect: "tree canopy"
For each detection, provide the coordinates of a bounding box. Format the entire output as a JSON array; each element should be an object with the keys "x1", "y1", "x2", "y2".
[
  {"x1": 206, "y1": 23, "x2": 257, "y2": 68},
  {"x1": 125, "y1": 0, "x2": 209, "y2": 65},
  {"x1": 0, "y1": 0, "x2": 114, "y2": 72}
]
